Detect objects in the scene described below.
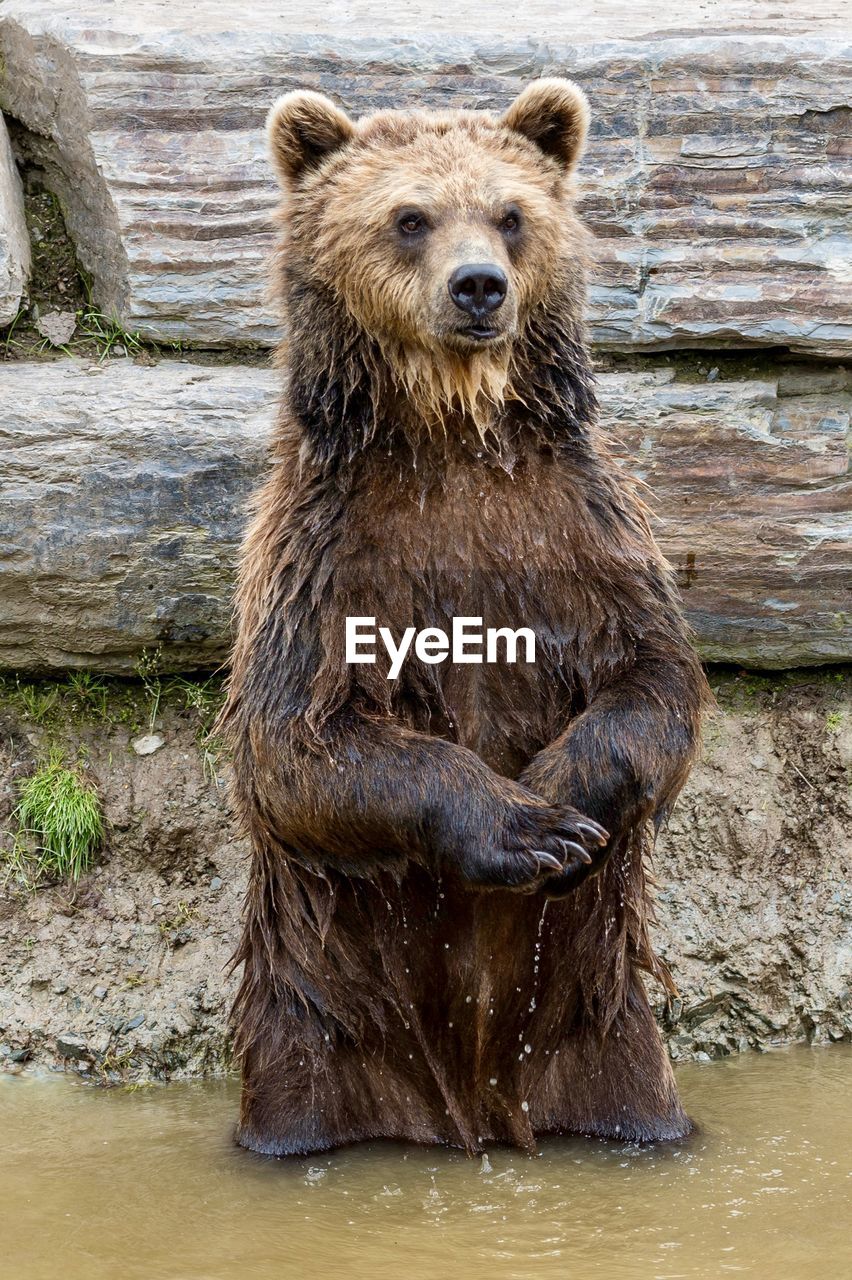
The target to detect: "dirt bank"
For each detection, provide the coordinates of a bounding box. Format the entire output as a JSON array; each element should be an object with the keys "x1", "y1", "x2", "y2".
[{"x1": 0, "y1": 669, "x2": 849, "y2": 1081}]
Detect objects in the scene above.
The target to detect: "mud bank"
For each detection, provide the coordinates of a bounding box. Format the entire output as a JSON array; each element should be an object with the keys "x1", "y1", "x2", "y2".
[{"x1": 0, "y1": 669, "x2": 849, "y2": 1081}]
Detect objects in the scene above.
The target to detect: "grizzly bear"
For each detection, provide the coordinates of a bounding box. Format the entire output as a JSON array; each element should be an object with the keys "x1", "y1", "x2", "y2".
[{"x1": 221, "y1": 79, "x2": 708, "y2": 1156}]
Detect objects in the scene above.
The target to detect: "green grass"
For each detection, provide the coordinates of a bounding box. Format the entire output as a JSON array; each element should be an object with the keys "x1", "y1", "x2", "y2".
[
  {"x1": 158, "y1": 900, "x2": 195, "y2": 938},
  {"x1": 168, "y1": 674, "x2": 221, "y2": 722},
  {"x1": 0, "y1": 836, "x2": 38, "y2": 892},
  {"x1": 12, "y1": 753, "x2": 104, "y2": 882},
  {"x1": 66, "y1": 670, "x2": 110, "y2": 720},
  {"x1": 2, "y1": 294, "x2": 143, "y2": 364},
  {"x1": 75, "y1": 305, "x2": 143, "y2": 363},
  {"x1": 0, "y1": 669, "x2": 226, "y2": 787},
  {"x1": 14, "y1": 679, "x2": 59, "y2": 724}
]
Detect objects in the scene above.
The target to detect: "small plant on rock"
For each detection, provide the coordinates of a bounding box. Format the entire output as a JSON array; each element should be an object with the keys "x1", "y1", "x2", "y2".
[{"x1": 76, "y1": 305, "x2": 143, "y2": 363}]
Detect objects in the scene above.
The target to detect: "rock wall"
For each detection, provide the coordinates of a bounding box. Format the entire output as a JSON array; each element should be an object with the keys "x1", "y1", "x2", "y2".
[
  {"x1": 0, "y1": 3, "x2": 849, "y2": 353},
  {"x1": 1, "y1": 671, "x2": 848, "y2": 1078},
  {"x1": 0, "y1": 2, "x2": 850, "y2": 673}
]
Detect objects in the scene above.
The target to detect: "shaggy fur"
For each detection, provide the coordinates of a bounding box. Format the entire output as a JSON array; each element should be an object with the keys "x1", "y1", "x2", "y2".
[{"x1": 220, "y1": 80, "x2": 709, "y2": 1156}]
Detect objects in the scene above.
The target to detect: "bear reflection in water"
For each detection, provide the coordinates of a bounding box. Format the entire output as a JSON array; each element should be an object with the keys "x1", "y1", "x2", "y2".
[{"x1": 219, "y1": 80, "x2": 709, "y2": 1157}]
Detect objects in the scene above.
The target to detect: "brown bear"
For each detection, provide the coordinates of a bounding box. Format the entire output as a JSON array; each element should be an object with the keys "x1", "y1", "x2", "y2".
[{"x1": 220, "y1": 79, "x2": 709, "y2": 1157}]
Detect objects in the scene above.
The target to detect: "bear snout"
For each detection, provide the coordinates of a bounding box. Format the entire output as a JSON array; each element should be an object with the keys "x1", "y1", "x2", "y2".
[{"x1": 448, "y1": 263, "x2": 508, "y2": 319}]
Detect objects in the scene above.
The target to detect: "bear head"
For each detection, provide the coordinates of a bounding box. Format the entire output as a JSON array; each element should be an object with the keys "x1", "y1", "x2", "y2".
[{"x1": 267, "y1": 80, "x2": 592, "y2": 431}]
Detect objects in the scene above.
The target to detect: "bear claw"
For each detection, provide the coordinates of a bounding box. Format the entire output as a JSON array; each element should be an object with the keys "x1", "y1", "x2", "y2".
[
  {"x1": 575, "y1": 820, "x2": 609, "y2": 846},
  {"x1": 531, "y1": 850, "x2": 565, "y2": 872},
  {"x1": 559, "y1": 839, "x2": 594, "y2": 864}
]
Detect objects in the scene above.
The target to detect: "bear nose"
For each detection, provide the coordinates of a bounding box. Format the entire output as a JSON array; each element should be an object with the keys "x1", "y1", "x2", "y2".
[{"x1": 448, "y1": 264, "x2": 508, "y2": 316}]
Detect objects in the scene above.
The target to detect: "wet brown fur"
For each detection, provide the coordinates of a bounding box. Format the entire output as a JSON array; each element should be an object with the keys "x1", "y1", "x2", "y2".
[{"x1": 220, "y1": 81, "x2": 710, "y2": 1156}]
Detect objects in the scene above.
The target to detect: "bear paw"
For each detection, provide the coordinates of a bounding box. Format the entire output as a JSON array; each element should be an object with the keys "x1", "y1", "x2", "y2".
[{"x1": 462, "y1": 797, "x2": 608, "y2": 892}]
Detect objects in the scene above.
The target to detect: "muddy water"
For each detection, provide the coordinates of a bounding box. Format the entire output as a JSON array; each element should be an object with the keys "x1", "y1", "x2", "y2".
[{"x1": 1, "y1": 1046, "x2": 849, "y2": 1280}]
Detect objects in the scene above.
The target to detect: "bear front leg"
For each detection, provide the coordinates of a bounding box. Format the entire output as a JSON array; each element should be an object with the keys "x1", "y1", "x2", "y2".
[
  {"x1": 519, "y1": 645, "x2": 706, "y2": 895},
  {"x1": 244, "y1": 713, "x2": 608, "y2": 891}
]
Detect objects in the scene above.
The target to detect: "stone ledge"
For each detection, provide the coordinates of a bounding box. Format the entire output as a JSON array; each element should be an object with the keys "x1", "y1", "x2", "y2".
[{"x1": 1, "y1": 357, "x2": 848, "y2": 671}]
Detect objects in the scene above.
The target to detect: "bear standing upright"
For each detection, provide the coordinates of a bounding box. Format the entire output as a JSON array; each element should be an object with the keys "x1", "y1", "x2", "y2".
[{"x1": 221, "y1": 80, "x2": 709, "y2": 1156}]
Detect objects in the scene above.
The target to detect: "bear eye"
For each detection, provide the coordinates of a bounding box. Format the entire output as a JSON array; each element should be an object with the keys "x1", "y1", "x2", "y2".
[
  {"x1": 500, "y1": 208, "x2": 522, "y2": 234},
  {"x1": 397, "y1": 210, "x2": 427, "y2": 236}
]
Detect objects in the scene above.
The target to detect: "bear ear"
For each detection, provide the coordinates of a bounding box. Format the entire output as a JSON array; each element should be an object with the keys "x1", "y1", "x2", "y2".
[
  {"x1": 501, "y1": 78, "x2": 590, "y2": 174},
  {"x1": 267, "y1": 91, "x2": 355, "y2": 186}
]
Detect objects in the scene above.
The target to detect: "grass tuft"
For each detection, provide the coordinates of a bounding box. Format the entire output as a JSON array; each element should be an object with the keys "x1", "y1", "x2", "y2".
[
  {"x1": 0, "y1": 836, "x2": 38, "y2": 892},
  {"x1": 66, "y1": 671, "x2": 110, "y2": 720},
  {"x1": 13, "y1": 753, "x2": 104, "y2": 881},
  {"x1": 15, "y1": 678, "x2": 59, "y2": 724},
  {"x1": 75, "y1": 305, "x2": 143, "y2": 363}
]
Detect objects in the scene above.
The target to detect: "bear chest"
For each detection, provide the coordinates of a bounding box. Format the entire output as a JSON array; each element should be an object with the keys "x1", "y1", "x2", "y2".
[
  {"x1": 347, "y1": 446, "x2": 589, "y2": 610},
  {"x1": 336, "y1": 449, "x2": 609, "y2": 770}
]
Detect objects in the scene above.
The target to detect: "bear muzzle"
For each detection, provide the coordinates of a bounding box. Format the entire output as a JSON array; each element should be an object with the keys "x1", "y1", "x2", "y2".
[{"x1": 448, "y1": 262, "x2": 508, "y2": 341}]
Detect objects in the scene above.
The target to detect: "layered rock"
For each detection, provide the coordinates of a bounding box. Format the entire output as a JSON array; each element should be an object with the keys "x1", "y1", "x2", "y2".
[
  {"x1": 602, "y1": 364, "x2": 852, "y2": 666},
  {"x1": 0, "y1": 112, "x2": 30, "y2": 325},
  {"x1": 0, "y1": 2, "x2": 849, "y2": 354},
  {"x1": 1, "y1": 358, "x2": 848, "y2": 672},
  {"x1": 0, "y1": 361, "x2": 272, "y2": 672}
]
